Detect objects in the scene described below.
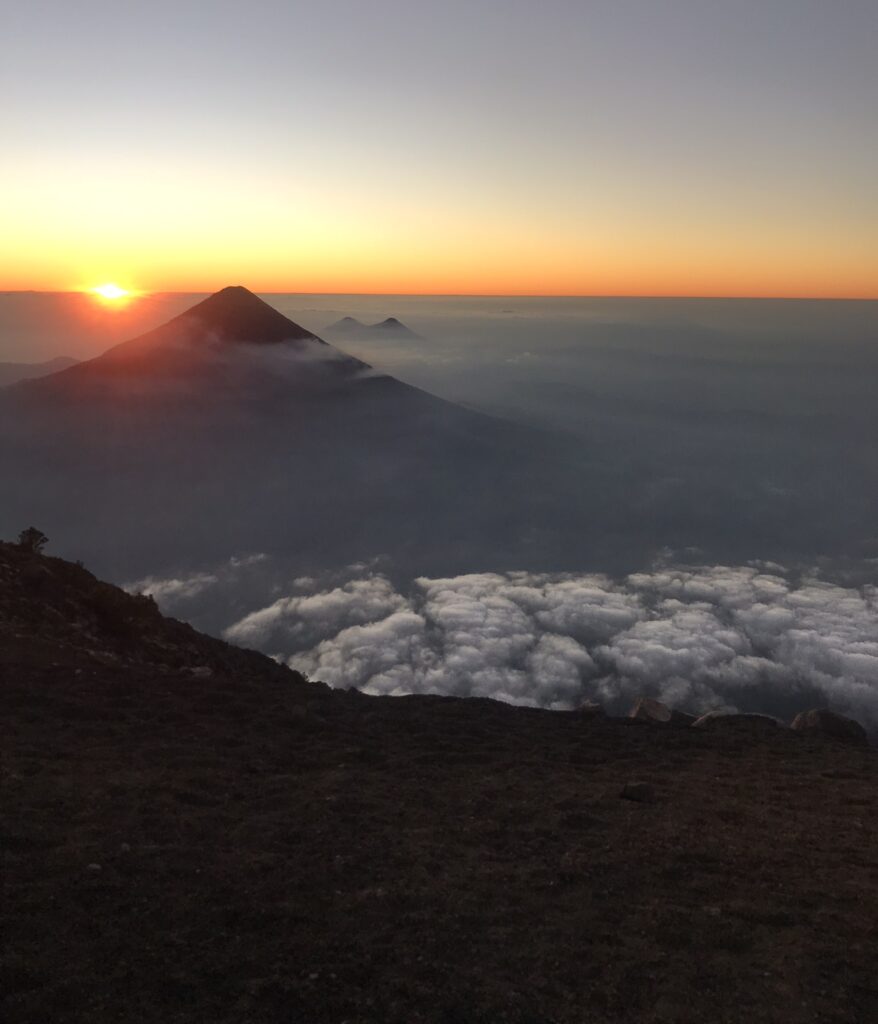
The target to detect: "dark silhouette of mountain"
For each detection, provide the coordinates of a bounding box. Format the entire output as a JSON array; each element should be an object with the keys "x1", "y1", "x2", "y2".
[
  {"x1": 326, "y1": 314, "x2": 421, "y2": 339},
  {"x1": 326, "y1": 315, "x2": 367, "y2": 332},
  {"x1": 13, "y1": 286, "x2": 366, "y2": 402},
  {"x1": 175, "y1": 285, "x2": 319, "y2": 346},
  {"x1": 4, "y1": 537, "x2": 877, "y2": 1024},
  {"x1": 371, "y1": 316, "x2": 420, "y2": 338},
  {"x1": 0, "y1": 286, "x2": 618, "y2": 581},
  {"x1": 0, "y1": 354, "x2": 78, "y2": 388}
]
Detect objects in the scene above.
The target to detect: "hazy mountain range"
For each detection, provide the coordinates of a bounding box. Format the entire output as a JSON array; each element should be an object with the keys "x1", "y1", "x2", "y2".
[
  {"x1": 3, "y1": 287, "x2": 876, "y2": 587},
  {"x1": 0, "y1": 287, "x2": 609, "y2": 581},
  {"x1": 0, "y1": 354, "x2": 78, "y2": 387},
  {"x1": 326, "y1": 315, "x2": 421, "y2": 339}
]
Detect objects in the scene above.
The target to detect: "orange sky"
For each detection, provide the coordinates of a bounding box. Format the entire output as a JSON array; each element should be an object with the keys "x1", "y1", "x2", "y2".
[
  {"x1": 4, "y1": 161, "x2": 875, "y2": 298},
  {"x1": 3, "y1": 3, "x2": 877, "y2": 299},
  {"x1": 5, "y1": 205, "x2": 876, "y2": 300}
]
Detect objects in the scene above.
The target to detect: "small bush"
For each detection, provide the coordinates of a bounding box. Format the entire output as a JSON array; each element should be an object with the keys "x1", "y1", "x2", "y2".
[{"x1": 18, "y1": 527, "x2": 48, "y2": 554}]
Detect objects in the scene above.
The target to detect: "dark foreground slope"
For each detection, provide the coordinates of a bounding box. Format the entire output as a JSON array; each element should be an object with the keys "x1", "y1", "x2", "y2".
[{"x1": 2, "y1": 543, "x2": 878, "y2": 1024}]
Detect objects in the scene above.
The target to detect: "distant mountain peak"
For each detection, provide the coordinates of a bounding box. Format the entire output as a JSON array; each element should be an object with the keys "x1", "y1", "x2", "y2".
[
  {"x1": 371, "y1": 317, "x2": 421, "y2": 338},
  {"x1": 326, "y1": 316, "x2": 366, "y2": 332},
  {"x1": 325, "y1": 315, "x2": 421, "y2": 339},
  {"x1": 180, "y1": 286, "x2": 319, "y2": 346}
]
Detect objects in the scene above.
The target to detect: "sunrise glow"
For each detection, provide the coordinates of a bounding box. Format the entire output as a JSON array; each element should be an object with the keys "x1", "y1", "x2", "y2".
[
  {"x1": 2, "y1": 3, "x2": 876, "y2": 299},
  {"x1": 87, "y1": 283, "x2": 141, "y2": 309},
  {"x1": 92, "y1": 283, "x2": 129, "y2": 300}
]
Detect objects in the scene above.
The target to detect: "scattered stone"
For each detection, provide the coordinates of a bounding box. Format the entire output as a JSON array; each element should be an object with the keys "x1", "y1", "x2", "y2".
[
  {"x1": 791, "y1": 708, "x2": 869, "y2": 746},
  {"x1": 577, "y1": 700, "x2": 605, "y2": 719},
  {"x1": 19, "y1": 562, "x2": 52, "y2": 589},
  {"x1": 620, "y1": 782, "x2": 654, "y2": 803},
  {"x1": 629, "y1": 697, "x2": 695, "y2": 727},
  {"x1": 119, "y1": 843, "x2": 132, "y2": 853},
  {"x1": 189, "y1": 666, "x2": 213, "y2": 679},
  {"x1": 86, "y1": 863, "x2": 102, "y2": 873},
  {"x1": 630, "y1": 697, "x2": 672, "y2": 723},
  {"x1": 89, "y1": 650, "x2": 121, "y2": 667},
  {"x1": 692, "y1": 711, "x2": 781, "y2": 731}
]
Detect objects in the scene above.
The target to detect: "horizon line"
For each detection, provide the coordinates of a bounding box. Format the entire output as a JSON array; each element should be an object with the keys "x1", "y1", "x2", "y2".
[{"x1": 2, "y1": 288, "x2": 877, "y2": 302}]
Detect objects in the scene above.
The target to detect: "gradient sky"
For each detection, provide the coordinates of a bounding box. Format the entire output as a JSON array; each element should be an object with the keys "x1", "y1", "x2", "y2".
[{"x1": 3, "y1": 0, "x2": 877, "y2": 297}]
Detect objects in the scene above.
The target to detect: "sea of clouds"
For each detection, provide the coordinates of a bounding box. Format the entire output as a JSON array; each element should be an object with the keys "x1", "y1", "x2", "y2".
[{"x1": 129, "y1": 557, "x2": 878, "y2": 729}]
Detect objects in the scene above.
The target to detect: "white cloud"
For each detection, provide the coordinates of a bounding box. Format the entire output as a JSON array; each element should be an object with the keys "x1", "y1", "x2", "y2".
[
  {"x1": 293, "y1": 610, "x2": 430, "y2": 694},
  {"x1": 225, "y1": 576, "x2": 406, "y2": 649},
  {"x1": 125, "y1": 571, "x2": 218, "y2": 604},
  {"x1": 206, "y1": 561, "x2": 878, "y2": 729}
]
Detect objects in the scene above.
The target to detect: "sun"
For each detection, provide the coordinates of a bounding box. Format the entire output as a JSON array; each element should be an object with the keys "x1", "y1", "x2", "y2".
[
  {"x1": 92, "y1": 283, "x2": 130, "y2": 301},
  {"x1": 87, "y1": 282, "x2": 139, "y2": 310}
]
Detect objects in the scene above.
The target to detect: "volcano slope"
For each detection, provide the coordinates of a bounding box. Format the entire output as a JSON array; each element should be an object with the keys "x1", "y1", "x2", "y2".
[
  {"x1": 2, "y1": 541, "x2": 878, "y2": 1024},
  {"x1": 0, "y1": 287, "x2": 628, "y2": 584}
]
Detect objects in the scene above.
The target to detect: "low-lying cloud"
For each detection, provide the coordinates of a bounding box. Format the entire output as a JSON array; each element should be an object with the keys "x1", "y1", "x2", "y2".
[
  {"x1": 129, "y1": 553, "x2": 878, "y2": 727},
  {"x1": 172, "y1": 561, "x2": 878, "y2": 727},
  {"x1": 226, "y1": 576, "x2": 407, "y2": 650}
]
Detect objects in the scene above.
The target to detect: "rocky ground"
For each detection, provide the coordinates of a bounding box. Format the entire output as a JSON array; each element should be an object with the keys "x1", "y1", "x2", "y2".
[{"x1": 2, "y1": 541, "x2": 877, "y2": 1023}]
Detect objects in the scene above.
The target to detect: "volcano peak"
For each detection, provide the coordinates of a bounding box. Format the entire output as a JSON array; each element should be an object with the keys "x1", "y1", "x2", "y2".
[{"x1": 181, "y1": 287, "x2": 318, "y2": 346}]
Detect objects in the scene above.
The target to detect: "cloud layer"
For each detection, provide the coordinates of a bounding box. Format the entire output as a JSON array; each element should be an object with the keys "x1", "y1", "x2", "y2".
[{"x1": 215, "y1": 563, "x2": 878, "y2": 727}]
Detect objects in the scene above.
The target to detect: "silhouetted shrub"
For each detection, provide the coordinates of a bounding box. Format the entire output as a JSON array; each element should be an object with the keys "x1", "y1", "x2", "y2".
[{"x1": 18, "y1": 527, "x2": 48, "y2": 554}]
